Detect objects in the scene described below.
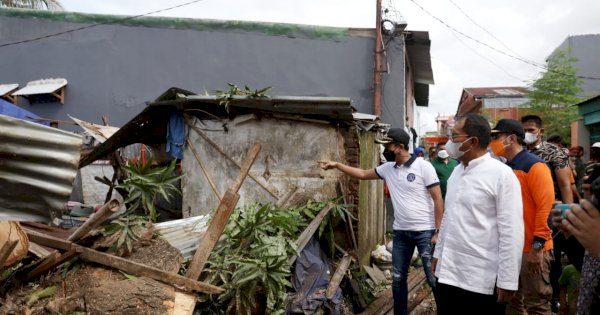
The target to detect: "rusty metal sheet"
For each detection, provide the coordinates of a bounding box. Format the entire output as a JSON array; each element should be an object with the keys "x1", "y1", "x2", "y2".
[{"x1": 0, "y1": 114, "x2": 82, "y2": 222}]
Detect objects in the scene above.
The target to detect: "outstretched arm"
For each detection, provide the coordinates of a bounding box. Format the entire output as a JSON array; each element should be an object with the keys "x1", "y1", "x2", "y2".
[{"x1": 317, "y1": 160, "x2": 379, "y2": 180}]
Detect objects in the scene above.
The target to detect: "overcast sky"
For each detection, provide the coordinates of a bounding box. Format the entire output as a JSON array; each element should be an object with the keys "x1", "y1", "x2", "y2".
[{"x1": 58, "y1": 0, "x2": 600, "y2": 133}]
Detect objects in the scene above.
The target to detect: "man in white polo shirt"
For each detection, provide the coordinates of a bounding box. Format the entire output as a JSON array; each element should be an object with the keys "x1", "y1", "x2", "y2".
[{"x1": 318, "y1": 128, "x2": 443, "y2": 315}]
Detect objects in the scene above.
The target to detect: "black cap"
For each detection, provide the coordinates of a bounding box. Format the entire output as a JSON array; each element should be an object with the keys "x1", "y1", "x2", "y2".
[
  {"x1": 491, "y1": 119, "x2": 525, "y2": 139},
  {"x1": 375, "y1": 128, "x2": 410, "y2": 147}
]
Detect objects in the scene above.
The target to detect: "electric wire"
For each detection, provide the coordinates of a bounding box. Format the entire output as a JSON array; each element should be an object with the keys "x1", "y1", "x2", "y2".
[
  {"x1": 407, "y1": 0, "x2": 600, "y2": 81},
  {"x1": 447, "y1": 0, "x2": 525, "y2": 61},
  {"x1": 0, "y1": 0, "x2": 208, "y2": 48}
]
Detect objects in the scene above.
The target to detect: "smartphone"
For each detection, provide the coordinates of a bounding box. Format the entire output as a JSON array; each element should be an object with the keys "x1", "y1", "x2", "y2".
[{"x1": 553, "y1": 203, "x2": 571, "y2": 218}]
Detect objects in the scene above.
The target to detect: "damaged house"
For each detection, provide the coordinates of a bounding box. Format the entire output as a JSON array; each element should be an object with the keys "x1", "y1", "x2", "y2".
[{"x1": 0, "y1": 6, "x2": 435, "y2": 313}]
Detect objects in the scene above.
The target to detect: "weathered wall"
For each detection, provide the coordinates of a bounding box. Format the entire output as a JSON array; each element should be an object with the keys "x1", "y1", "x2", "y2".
[
  {"x1": 0, "y1": 9, "x2": 412, "y2": 130},
  {"x1": 182, "y1": 115, "x2": 346, "y2": 216}
]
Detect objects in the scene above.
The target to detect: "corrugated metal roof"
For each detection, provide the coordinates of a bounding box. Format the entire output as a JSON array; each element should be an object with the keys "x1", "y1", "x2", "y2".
[
  {"x1": 0, "y1": 83, "x2": 19, "y2": 96},
  {"x1": 0, "y1": 114, "x2": 82, "y2": 222},
  {"x1": 79, "y1": 87, "x2": 354, "y2": 167},
  {"x1": 12, "y1": 78, "x2": 67, "y2": 96},
  {"x1": 464, "y1": 87, "x2": 529, "y2": 97},
  {"x1": 155, "y1": 215, "x2": 209, "y2": 261}
]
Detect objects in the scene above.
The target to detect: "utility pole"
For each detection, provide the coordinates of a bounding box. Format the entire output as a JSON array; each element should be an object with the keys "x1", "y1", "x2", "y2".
[{"x1": 373, "y1": 0, "x2": 383, "y2": 116}]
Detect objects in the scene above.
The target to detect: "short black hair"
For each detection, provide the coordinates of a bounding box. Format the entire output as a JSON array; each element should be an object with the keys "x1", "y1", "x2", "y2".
[
  {"x1": 521, "y1": 115, "x2": 543, "y2": 128},
  {"x1": 436, "y1": 142, "x2": 446, "y2": 149},
  {"x1": 455, "y1": 113, "x2": 491, "y2": 149},
  {"x1": 547, "y1": 134, "x2": 562, "y2": 144}
]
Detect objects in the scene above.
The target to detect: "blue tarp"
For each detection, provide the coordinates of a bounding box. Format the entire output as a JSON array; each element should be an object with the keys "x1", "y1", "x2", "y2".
[{"x1": 0, "y1": 99, "x2": 49, "y2": 125}]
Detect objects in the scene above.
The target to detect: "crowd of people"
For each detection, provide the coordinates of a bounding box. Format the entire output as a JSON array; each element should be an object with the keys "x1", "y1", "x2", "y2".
[{"x1": 318, "y1": 113, "x2": 600, "y2": 315}]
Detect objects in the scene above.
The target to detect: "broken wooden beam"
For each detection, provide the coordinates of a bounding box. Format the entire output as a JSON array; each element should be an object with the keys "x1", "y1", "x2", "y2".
[
  {"x1": 24, "y1": 248, "x2": 78, "y2": 281},
  {"x1": 185, "y1": 143, "x2": 261, "y2": 281},
  {"x1": 67, "y1": 199, "x2": 121, "y2": 242},
  {"x1": 326, "y1": 253, "x2": 352, "y2": 300},
  {"x1": 24, "y1": 228, "x2": 223, "y2": 294},
  {"x1": 288, "y1": 203, "x2": 334, "y2": 266}
]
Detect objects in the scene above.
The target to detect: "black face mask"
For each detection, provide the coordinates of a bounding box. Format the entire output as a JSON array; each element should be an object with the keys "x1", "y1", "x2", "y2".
[{"x1": 383, "y1": 149, "x2": 395, "y2": 162}]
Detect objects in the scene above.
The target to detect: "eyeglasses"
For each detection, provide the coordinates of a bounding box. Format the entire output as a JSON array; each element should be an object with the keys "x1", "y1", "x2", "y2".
[{"x1": 448, "y1": 133, "x2": 470, "y2": 141}]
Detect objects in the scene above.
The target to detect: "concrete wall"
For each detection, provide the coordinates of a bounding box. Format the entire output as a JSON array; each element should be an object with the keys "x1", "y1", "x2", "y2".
[
  {"x1": 556, "y1": 34, "x2": 600, "y2": 97},
  {"x1": 182, "y1": 114, "x2": 346, "y2": 216},
  {"x1": 0, "y1": 9, "x2": 407, "y2": 130}
]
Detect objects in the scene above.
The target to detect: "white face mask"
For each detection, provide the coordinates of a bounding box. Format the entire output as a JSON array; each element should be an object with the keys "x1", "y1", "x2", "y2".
[
  {"x1": 524, "y1": 132, "x2": 539, "y2": 145},
  {"x1": 446, "y1": 137, "x2": 473, "y2": 159}
]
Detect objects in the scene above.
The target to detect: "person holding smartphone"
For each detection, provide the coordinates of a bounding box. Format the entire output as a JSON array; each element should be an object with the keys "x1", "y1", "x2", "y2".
[{"x1": 552, "y1": 167, "x2": 600, "y2": 315}]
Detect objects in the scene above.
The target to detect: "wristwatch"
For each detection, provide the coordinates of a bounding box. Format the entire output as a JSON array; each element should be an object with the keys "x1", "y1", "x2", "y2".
[
  {"x1": 433, "y1": 228, "x2": 440, "y2": 234},
  {"x1": 532, "y1": 237, "x2": 546, "y2": 251}
]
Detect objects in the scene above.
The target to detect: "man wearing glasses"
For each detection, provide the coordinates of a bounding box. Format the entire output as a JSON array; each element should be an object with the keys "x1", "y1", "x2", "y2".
[
  {"x1": 317, "y1": 128, "x2": 443, "y2": 315},
  {"x1": 433, "y1": 114, "x2": 524, "y2": 314}
]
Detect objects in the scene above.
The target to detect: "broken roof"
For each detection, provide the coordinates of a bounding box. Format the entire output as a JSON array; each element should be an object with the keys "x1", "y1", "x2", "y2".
[
  {"x1": 79, "y1": 87, "x2": 355, "y2": 168},
  {"x1": 0, "y1": 114, "x2": 81, "y2": 222}
]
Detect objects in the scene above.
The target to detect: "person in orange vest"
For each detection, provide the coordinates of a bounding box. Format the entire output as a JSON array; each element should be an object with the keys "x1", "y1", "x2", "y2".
[{"x1": 489, "y1": 119, "x2": 555, "y2": 315}]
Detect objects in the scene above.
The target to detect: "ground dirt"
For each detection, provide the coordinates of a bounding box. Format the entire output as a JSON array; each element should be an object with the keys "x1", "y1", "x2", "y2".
[{"x1": 0, "y1": 237, "x2": 184, "y2": 314}]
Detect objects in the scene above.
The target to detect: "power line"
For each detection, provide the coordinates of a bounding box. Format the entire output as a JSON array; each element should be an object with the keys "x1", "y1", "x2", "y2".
[
  {"x1": 407, "y1": 0, "x2": 600, "y2": 81},
  {"x1": 0, "y1": 0, "x2": 208, "y2": 48},
  {"x1": 447, "y1": 0, "x2": 525, "y2": 61},
  {"x1": 448, "y1": 29, "x2": 526, "y2": 83}
]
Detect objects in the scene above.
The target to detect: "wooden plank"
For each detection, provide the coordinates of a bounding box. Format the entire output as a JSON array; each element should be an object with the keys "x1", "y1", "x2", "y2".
[
  {"x1": 358, "y1": 287, "x2": 392, "y2": 315},
  {"x1": 67, "y1": 199, "x2": 121, "y2": 242},
  {"x1": 185, "y1": 143, "x2": 261, "y2": 280},
  {"x1": 171, "y1": 292, "x2": 197, "y2": 315},
  {"x1": 288, "y1": 203, "x2": 334, "y2": 266},
  {"x1": 28, "y1": 241, "x2": 52, "y2": 259},
  {"x1": 24, "y1": 248, "x2": 78, "y2": 281},
  {"x1": 185, "y1": 189, "x2": 240, "y2": 280},
  {"x1": 24, "y1": 229, "x2": 223, "y2": 294},
  {"x1": 229, "y1": 143, "x2": 261, "y2": 192},
  {"x1": 186, "y1": 118, "x2": 279, "y2": 199},
  {"x1": 24, "y1": 228, "x2": 72, "y2": 251},
  {"x1": 78, "y1": 246, "x2": 223, "y2": 294},
  {"x1": 363, "y1": 265, "x2": 386, "y2": 286},
  {"x1": 186, "y1": 138, "x2": 221, "y2": 202},
  {"x1": 326, "y1": 253, "x2": 352, "y2": 299}
]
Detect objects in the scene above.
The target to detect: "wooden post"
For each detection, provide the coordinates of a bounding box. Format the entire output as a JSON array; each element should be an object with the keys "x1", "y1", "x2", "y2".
[
  {"x1": 288, "y1": 203, "x2": 334, "y2": 266},
  {"x1": 185, "y1": 143, "x2": 261, "y2": 280},
  {"x1": 67, "y1": 199, "x2": 121, "y2": 242}
]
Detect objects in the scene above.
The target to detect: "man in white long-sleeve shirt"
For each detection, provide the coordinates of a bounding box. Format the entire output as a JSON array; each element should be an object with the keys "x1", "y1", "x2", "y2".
[{"x1": 432, "y1": 114, "x2": 524, "y2": 314}]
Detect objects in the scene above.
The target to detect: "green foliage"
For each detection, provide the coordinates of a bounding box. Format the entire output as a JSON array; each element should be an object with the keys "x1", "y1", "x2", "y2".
[
  {"x1": 26, "y1": 286, "x2": 56, "y2": 306},
  {"x1": 0, "y1": 0, "x2": 63, "y2": 10},
  {"x1": 523, "y1": 47, "x2": 583, "y2": 142},
  {"x1": 116, "y1": 156, "x2": 182, "y2": 221},
  {"x1": 196, "y1": 198, "x2": 351, "y2": 314},
  {"x1": 99, "y1": 215, "x2": 149, "y2": 255},
  {"x1": 215, "y1": 83, "x2": 272, "y2": 110}
]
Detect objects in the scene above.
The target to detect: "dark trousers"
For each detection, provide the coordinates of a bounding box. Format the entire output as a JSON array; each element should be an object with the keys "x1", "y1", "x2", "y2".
[
  {"x1": 391, "y1": 230, "x2": 438, "y2": 315},
  {"x1": 436, "y1": 282, "x2": 505, "y2": 315}
]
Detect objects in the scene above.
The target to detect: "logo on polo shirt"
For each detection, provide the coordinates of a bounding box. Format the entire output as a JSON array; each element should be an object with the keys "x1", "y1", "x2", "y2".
[{"x1": 407, "y1": 173, "x2": 416, "y2": 182}]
